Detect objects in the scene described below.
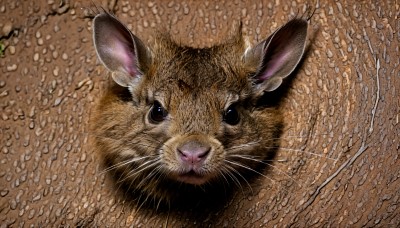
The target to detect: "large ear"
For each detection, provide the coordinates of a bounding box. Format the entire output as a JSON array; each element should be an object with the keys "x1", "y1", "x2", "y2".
[
  {"x1": 244, "y1": 18, "x2": 308, "y2": 93},
  {"x1": 93, "y1": 13, "x2": 152, "y2": 87}
]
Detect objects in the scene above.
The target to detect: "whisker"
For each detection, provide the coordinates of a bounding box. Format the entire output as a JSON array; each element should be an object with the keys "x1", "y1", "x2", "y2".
[
  {"x1": 271, "y1": 147, "x2": 337, "y2": 161},
  {"x1": 151, "y1": 166, "x2": 166, "y2": 185},
  {"x1": 136, "y1": 191, "x2": 152, "y2": 212},
  {"x1": 226, "y1": 164, "x2": 254, "y2": 195},
  {"x1": 227, "y1": 154, "x2": 287, "y2": 163},
  {"x1": 99, "y1": 155, "x2": 155, "y2": 175},
  {"x1": 273, "y1": 158, "x2": 288, "y2": 162},
  {"x1": 217, "y1": 169, "x2": 231, "y2": 186},
  {"x1": 227, "y1": 141, "x2": 260, "y2": 151},
  {"x1": 220, "y1": 166, "x2": 245, "y2": 194},
  {"x1": 227, "y1": 153, "x2": 265, "y2": 159},
  {"x1": 227, "y1": 141, "x2": 335, "y2": 162},
  {"x1": 123, "y1": 161, "x2": 161, "y2": 201},
  {"x1": 156, "y1": 194, "x2": 164, "y2": 211},
  {"x1": 120, "y1": 158, "x2": 160, "y2": 183},
  {"x1": 271, "y1": 132, "x2": 330, "y2": 141},
  {"x1": 228, "y1": 154, "x2": 300, "y2": 187},
  {"x1": 225, "y1": 160, "x2": 276, "y2": 185},
  {"x1": 136, "y1": 162, "x2": 163, "y2": 188}
]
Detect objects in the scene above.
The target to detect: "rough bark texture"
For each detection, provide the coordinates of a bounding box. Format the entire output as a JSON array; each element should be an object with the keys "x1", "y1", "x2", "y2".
[{"x1": 1, "y1": 0, "x2": 399, "y2": 227}]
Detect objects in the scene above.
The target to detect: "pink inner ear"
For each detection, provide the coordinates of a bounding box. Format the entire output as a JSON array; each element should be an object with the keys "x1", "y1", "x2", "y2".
[
  {"x1": 108, "y1": 36, "x2": 139, "y2": 77},
  {"x1": 254, "y1": 19, "x2": 308, "y2": 84},
  {"x1": 112, "y1": 40, "x2": 138, "y2": 76},
  {"x1": 259, "y1": 50, "x2": 292, "y2": 80}
]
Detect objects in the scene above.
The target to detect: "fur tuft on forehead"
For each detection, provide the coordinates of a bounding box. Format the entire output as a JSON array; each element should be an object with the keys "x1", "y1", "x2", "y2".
[{"x1": 144, "y1": 32, "x2": 251, "y2": 95}]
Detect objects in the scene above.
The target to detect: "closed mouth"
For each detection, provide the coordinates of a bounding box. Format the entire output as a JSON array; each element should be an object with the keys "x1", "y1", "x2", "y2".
[{"x1": 177, "y1": 170, "x2": 208, "y2": 185}]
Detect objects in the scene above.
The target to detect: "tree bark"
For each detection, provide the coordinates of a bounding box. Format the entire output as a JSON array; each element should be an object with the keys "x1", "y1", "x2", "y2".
[{"x1": 0, "y1": 0, "x2": 398, "y2": 227}]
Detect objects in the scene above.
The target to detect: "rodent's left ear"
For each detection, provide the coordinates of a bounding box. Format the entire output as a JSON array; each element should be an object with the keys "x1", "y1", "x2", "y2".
[
  {"x1": 93, "y1": 12, "x2": 152, "y2": 87},
  {"x1": 244, "y1": 18, "x2": 308, "y2": 93}
]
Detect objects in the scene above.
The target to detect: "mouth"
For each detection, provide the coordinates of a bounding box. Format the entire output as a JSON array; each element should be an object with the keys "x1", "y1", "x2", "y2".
[{"x1": 176, "y1": 170, "x2": 209, "y2": 185}]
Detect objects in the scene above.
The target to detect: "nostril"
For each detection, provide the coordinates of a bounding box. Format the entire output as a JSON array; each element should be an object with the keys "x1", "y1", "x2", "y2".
[
  {"x1": 178, "y1": 149, "x2": 188, "y2": 158},
  {"x1": 177, "y1": 142, "x2": 211, "y2": 164},
  {"x1": 197, "y1": 147, "x2": 210, "y2": 159}
]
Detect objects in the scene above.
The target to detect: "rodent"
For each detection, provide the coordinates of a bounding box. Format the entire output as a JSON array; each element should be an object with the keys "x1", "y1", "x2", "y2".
[{"x1": 90, "y1": 12, "x2": 308, "y2": 208}]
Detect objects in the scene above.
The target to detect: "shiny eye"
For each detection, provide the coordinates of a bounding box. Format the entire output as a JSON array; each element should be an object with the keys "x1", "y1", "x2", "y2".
[
  {"x1": 149, "y1": 101, "x2": 168, "y2": 123},
  {"x1": 223, "y1": 105, "x2": 240, "y2": 125}
]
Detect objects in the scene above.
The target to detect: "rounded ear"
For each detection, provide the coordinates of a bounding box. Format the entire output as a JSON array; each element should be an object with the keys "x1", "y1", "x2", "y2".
[
  {"x1": 244, "y1": 19, "x2": 308, "y2": 94},
  {"x1": 93, "y1": 12, "x2": 152, "y2": 87}
]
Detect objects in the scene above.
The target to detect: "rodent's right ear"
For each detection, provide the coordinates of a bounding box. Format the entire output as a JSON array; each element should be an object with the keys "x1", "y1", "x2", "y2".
[{"x1": 93, "y1": 12, "x2": 152, "y2": 87}]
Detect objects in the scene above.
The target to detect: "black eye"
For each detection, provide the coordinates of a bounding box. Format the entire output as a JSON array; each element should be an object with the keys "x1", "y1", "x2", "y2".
[
  {"x1": 149, "y1": 101, "x2": 168, "y2": 123},
  {"x1": 223, "y1": 105, "x2": 240, "y2": 125}
]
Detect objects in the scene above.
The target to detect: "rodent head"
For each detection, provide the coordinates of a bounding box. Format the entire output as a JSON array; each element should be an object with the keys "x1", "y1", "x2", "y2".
[{"x1": 91, "y1": 12, "x2": 308, "y2": 203}]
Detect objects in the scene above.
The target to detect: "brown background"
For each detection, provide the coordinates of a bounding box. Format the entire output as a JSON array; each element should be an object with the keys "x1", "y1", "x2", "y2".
[{"x1": 1, "y1": 0, "x2": 399, "y2": 226}]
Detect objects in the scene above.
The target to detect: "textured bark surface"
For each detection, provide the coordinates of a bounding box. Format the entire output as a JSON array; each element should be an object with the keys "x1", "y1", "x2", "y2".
[{"x1": 1, "y1": 0, "x2": 399, "y2": 227}]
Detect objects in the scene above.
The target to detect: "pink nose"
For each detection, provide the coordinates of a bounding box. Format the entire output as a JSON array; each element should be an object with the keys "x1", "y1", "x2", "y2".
[{"x1": 177, "y1": 141, "x2": 211, "y2": 165}]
